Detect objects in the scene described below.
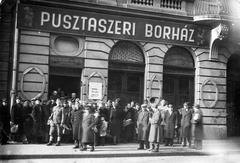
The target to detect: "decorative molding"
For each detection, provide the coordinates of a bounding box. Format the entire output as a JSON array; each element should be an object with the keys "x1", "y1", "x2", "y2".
[
  {"x1": 209, "y1": 24, "x2": 229, "y2": 60},
  {"x1": 85, "y1": 70, "x2": 106, "y2": 102},
  {"x1": 20, "y1": 67, "x2": 46, "y2": 100},
  {"x1": 149, "y1": 74, "x2": 162, "y2": 105},
  {"x1": 201, "y1": 78, "x2": 219, "y2": 108}
]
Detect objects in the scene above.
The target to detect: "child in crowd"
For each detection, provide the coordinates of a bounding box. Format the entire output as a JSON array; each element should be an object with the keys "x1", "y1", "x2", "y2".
[{"x1": 99, "y1": 114, "x2": 108, "y2": 146}]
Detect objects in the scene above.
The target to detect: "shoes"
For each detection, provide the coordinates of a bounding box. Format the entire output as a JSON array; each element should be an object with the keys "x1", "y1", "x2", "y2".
[
  {"x1": 90, "y1": 146, "x2": 95, "y2": 152},
  {"x1": 137, "y1": 147, "x2": 144, "y2": 150},
  {"x1": 164, "y1": 144, "x2": 169, "y2": 146},
  {"x1": 151, "y1": 149, "x2": 159, "y2": 152},
  {"x1": 80, "y1": 147, "x2": 87, "y2": 151},
  {"x1": 181, "y1": 145, "x2": 186, "y2": 147},
  {"x1": 55, "y1": 142, "x2": 60, "y2": 146},
  {"x1": 46, "y1": 142, "x2": 52, "y2": 146},
  {"x1": 73, "y1": 145, "x2": 79, "y2": 149}
]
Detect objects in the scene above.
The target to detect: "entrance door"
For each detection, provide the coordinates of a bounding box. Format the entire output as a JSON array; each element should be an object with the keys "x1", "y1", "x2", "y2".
[
  {"x1": 163, "y1": 46, "x2": 195, "y2": 110},
  {"x1": 163, "y1": 75, "x2": 194, "y2": 109},
  {"x1": 49, "y1": 66, "x2": 81, "y2": 99},
  {"x1": 108, "y1": 41, "x2": 145, "y2": 106},
  {"x1": 227, "y1": 54, "x2": 240, "y2": 137},
  {"x1": 108, "y1": 71, "x2": 144, "y2": 105}
]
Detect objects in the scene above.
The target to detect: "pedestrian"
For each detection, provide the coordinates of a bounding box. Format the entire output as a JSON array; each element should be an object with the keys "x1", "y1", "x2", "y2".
[
  {"x1": 136, "y1": 104, "x2": 150, "y2": 150},
  {"x1": 41, "y1": 100, "x2": 52, "y2": 143},
  {"x1": 11, "y1": 96, "x2": 23, "y2": 142},
  {"x1": 47, "y1": 98, "x2": 63, "y2": 146},
  {"x1": 164, "y1": 104, "x2": 177, "y2": 147},
  {"x1": 158, "y1": 99, "x2": 167, "y2": 144},
  {"x1": 0, "y1": 98, "x2": 11, "y2": 145},
  {"x1": 176, "y1": 107, "x2": 182, "y2": 144},
  {"x1": 32, "y1": 98, "x2": 43, "y2": 143},
  {"x1": 109, "y1": 101, "x2": 123, "y2": 145},
  {"x1": 61, "y1": 100, "x2": 72, "y2": 143},
  {"x1": 122, "y1": 103, "x2": 135, "y2": 143},
  {"x1": 180, "y1": 102, "x2": 193, "y2": 147},
  {"x1": 148, "y1": 105, "x2": 163, "y2": 152},
  {"x1": 22, "y1": 100, "x2": 33, "y2": 144},
  {"x1": 99, "y1": 114, "x2": 108, "y2": 146},
  {"x1": 81, "y1": 105, "x2": 96, "y2": 152},
  {"x1": 71, "y1": 103, "x2": 82, "y2": 149},
  {"x1": 191, "y1": 104, "x2": 203, "y2": 150}
]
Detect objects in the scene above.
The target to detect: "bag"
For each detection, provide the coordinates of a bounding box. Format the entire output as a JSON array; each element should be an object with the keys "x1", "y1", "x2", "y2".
[{"x1": 11, "y1": 124, "x2": 19, "y2": 134}]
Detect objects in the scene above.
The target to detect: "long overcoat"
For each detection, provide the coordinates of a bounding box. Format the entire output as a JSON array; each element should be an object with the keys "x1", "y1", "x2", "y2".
[
  {"x1": 11, "y1": 103, "x2": 23, "y2": 134},
  {"x1": 191, "y1": 109, "x2": 203, "y2": 140},
  {"x1": 180, "y1": 108, "x2": 193, "y2": 138},
  {"x1": 71, "y1": 109, "x2": 82, "y2": 140},
  {"x1": 137, "y1": 110, "x2": 149, "y2": 141},
  {"x1": 148, "y1": 109, "x2": 163, "y2": 143},
  {"x1": 110, "y1": 107, "x2": 123, "y2": 136},
  {"x1": 81, "y1": 113, "x2": 96, "y2": 143},
  {"x1": 164, "y1": 111, "x2": 177, "y2": 139}
]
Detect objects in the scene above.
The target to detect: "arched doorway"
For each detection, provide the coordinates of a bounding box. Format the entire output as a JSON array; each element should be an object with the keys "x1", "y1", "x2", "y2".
[
  {"x1": 108, "y1": 41, "x2": 145, "y2": 106},
  {"x1": 163, "y1": 46, "x2": 195, "y2": 110},
  {"x1": 227, "y1": 54, "x2": 240, "y2": 137}
]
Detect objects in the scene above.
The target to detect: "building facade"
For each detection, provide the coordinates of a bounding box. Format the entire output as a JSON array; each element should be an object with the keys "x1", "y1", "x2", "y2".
[{"x1": 1, "y1": 0, "x2": 240, "y2": 139}]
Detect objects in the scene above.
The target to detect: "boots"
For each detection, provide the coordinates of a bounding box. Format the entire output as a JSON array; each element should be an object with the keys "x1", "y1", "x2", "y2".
[
  {"x1": 46, "y1": 136, "x2": 53, "y2": 146},
  {"x1": 90, "y1": 145, "x2": 94, "y2": 152},
  {"x1": 152, "y1": 144, "x2": 159, "y2": 152},
  {"x1": 54, "y1": 136, "x2": 61, "y2": 146},
  {"x1": 148, "y1": 144, "x2": 155, "y2": 151},
  {"x1": 80, "y1": 144, "x2": 87, "y2": 151},
  {"x1": 73, "y1": 140, "x2": 79, "y2": 149}
]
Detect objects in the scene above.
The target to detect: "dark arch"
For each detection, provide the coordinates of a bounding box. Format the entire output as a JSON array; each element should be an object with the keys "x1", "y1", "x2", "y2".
[
  {"x1": 110, "y1": 41, "x2": 145, "y2": 63},
  {"x1": 164, "y1": 46, "x2": 194, "y2": 67}
]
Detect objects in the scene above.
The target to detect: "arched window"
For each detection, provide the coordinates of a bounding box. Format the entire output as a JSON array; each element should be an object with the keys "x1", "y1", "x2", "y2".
[
  {"x1": 163, "y1": 46, "x2": 195, "y2": 75},
  {"x1": 109, "y1": 41, "x2": 145, "y2": 72}
]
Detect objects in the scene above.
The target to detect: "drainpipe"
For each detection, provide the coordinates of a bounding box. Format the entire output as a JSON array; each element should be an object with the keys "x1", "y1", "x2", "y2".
[{"x1": 10, "y1": 0, "x2": 19, "y2": 109}]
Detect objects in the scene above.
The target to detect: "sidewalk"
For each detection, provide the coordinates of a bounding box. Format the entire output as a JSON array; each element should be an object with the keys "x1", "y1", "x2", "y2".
[{"x1": 1, "y1": 138, "x2": 240, "y2": 160}]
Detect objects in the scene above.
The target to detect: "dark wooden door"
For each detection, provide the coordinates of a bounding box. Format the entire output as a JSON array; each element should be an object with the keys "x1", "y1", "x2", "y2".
[
  {"x1": 163, "y1": 75, "x2": 194, "y2": 110},
  {"x1": 108, "y1": 71, "x2": 144, "y2": 107}
]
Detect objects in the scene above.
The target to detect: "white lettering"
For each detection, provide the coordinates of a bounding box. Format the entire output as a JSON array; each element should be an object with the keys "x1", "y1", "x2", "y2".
[
  {"x1": 163, "y1": 26, "x2": 171, "y2": 39},
  {"x1": 115, "y1": 21, "x2": 122, "y2": 35},
  {"x1": 154, "y1": 25, "x2": 162, "y2": 38},
  {"x1": 188, "y1": 29, "x2": 194, "y2": 42},
  {"x1": 88, "y1": 18, "x2": 97, "y2": 32},
  {"x1": 81, "y1": 17, "x2": 87, "y2": 30},
  {"x1": 132, "y1": 22, "x2": 136, "y2": 36},
  {"x1": 145, "y1": 24, "x2": 153, "y2": 37},
  {"x1": 180, "y1": 28, "x2": 188, "y2": 41},
  {"x1": 63, "y1": 15, "x2": 72, "y2": 29},
  {"x1": 40, "y1": 12, "x2": 50, "y2": 26},
  {"x1": 172, "y1": 27, "x2": 180, "y2": 40},
  {"x1": 123, "y1": 22, "x2": 131, "y2": 35},
  {"x1": 72, "y1": 16, "x2": 80, "y2": 30},
  {"x1": 52, "y1": 13, "x2": 61, "y2": 28},
  {"x1": 98, "y1": 19, "x2": 107, "y2": 33},
  {"x1": 107, "y1": 20, "x2": 114, "y2": 34}
]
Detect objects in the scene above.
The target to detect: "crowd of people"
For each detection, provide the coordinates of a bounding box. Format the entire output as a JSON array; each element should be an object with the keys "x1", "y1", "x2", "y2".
[{"x1": 0, "y1": 90, "x2": 203, "y2": 152}]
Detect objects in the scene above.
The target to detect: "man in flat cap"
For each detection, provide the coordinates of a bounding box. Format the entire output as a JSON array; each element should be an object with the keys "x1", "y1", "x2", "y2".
[{"x1": 0, "y1": 98, "x2": 11, "y2": 145}]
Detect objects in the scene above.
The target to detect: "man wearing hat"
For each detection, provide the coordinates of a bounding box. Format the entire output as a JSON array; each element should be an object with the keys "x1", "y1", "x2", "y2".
[
  {"x1": 136, "y1": 103, "x2": 150, "y2": 150},
  {"x1": 180, "y1": 102, "x2": 194, "y2": 147},
  {"x1": 32, "y1": 98, "x2": 43, "y2": 143},
  {"x1": 0, "y1": 98, "x2": 11, "y2": 145},
  {"x1": 11, "y1": 96, "x2": 23, "y2": 142}
]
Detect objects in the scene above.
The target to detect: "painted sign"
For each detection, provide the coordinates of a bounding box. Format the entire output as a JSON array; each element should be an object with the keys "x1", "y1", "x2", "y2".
[
  {"x1": 49, "y1": 56, "x2": 84, "y2": 68},
  {"x1": 89, "y1": 82, "x2": 102, "y2": 100},
  {"x1": 17, "y1": 4, "x2": 210, "y2": 47}
]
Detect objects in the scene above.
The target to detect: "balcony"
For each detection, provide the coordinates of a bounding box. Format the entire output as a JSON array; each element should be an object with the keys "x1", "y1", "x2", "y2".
[{"x1": 193, "y1": 0, "x2": 240, "y2": 21}]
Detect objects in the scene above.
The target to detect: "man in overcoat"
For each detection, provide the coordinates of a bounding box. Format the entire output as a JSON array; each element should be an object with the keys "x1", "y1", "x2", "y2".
[
  {"x1": 32, "y1": 98, "x2": 43, "y2": 143},
  {"x1": 11, "y1": 96, "x2": 23, "y2": 142},
  {"x1": 180, "y1": 102, "x2": 193, "y2": 147},
  {"x1": 191, "y1": 104, "x2": 203, "y2": 150},
  {"x1": 71, "y1": 103, "x2": 82, "y2": 149},
  {"x1": 0, "y1": 98, "x2": 10, "y2": 145},
  {"x1": 137, "y1": 104, "x2": 150, "y2": 149},
  {"x1": 81, "y1": 105, "x2": 96, "y2": 152},
  {"x1": 148, "y1": 105, "x2": 162, "y2": 152},
  {"x1": 164, "y1": 104, "x2": 177, "y2": 146}
]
